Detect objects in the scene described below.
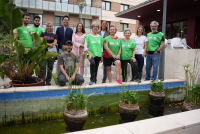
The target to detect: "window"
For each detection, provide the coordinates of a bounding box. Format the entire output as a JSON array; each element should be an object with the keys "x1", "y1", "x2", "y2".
[
  {"x1": 121, "y1": 4, "x2": 129, "y2": 11},
  {"x1": 120, "y1": 23, "x2": 128, "y2": 32},
  {"x1": 81, "y1": 18, "x2": 92, "y2": 29},
  {"x1": 102, "y1": 1, "x2": 111, "y2": 11},
  {"x1": 55, "y1": 16, "x2": 62, "y2": 26},
  {"x1": 59, "y1": 0, "x2": 67, "y2": 3},
  {"x1": 85, "y1": 0, "x2": 92, "y2": 6},
  {"x1": 29, "y1": 13, "x2": 43, "y2": 26}
]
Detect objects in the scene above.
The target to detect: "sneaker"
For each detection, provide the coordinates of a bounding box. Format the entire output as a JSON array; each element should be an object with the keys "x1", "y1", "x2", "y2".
[
  {"x1": 116, "y1": 79, "x2": 122, "y2": 84},
  {"x1": 129, "y1": 79, "x2": 134, "y2": 82},
  {"x1": 144, "y1": 79, "x2": 150, "y2": 81},
  {"x1": 89, "y1": 81, "x2": 95, "y2": 85},
  {"x1": 102, "y1": 78, "x2": 106, "y2": 83},
  {"x1": 46, "y1": 82, "x2": 51, "y2": 85},
  {"x1": 135, "y1": 79, "x2": 141, "y2": 83}
]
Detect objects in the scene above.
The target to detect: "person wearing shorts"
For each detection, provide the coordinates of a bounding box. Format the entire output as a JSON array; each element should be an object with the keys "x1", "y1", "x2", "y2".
[{"x1": 103, "y1": 26, "x2": 122, "y2": 84}]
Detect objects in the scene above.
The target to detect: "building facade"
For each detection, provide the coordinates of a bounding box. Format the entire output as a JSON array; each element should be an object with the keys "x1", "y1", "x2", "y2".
[{"x1": 14, "y1": 0, "x2": 146, "y2": 38}]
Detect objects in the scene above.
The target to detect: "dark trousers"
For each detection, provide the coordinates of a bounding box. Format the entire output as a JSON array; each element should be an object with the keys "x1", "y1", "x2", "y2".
[
  {"x1": 89, "y1": 57, "x2": 101, "y2": 82},
  {"x1": 39, "y1": 58, "x2": 55, "y2": 86},
  {"x1": 135, "y1": 54, "x2": 144, "y2": 79},
  {"x1": 57, "y1": 73, "x2": 84, "y2": 86},
  {"x1": 121, "y1": 60, "x2": 139, "y2": 82}
]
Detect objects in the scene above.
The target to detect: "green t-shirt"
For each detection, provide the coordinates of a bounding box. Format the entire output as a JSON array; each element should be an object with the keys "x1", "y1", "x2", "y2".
[
  {"x1": 84, "y1": 34, "x2": 103, "y2": 57},
  {"x1": 17, "y1": 26, "x2": 35, "y2": 47},
  {"x1": 120, "y1": 39, "x2": 136, "y2": 60},
  {"x1": 105, "y1": 36, "x2": 122, "y2": 57},
  {"x1": 30, "y1": 26, "x2": 44, "y2": 35},
  {"x1": 147, "y1": 32, "x2": 164, "y2": 51}
]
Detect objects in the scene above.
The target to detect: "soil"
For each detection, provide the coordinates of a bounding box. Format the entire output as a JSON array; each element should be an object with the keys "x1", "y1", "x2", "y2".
[{"x1": 12, "y1": 77, "x2": 39, "y2": 84}]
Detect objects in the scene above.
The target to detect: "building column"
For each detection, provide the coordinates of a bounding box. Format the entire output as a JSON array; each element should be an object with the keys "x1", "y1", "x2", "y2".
[{"x1": 187, "y1": 17, "x2": 196, "y2": 48}]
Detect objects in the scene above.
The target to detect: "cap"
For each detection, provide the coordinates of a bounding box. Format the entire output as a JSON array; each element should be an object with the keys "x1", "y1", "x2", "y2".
[{"x1": 65, "y1": 40, "x2": 73, "y2": 45}]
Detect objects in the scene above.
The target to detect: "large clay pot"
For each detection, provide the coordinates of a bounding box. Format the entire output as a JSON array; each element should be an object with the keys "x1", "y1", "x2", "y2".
[
  {"x1": 182, "y1": 101, "x2": 200, "y2": 111},
  {"x1": 11, "y1": 78, "x2": 43, "y2": 87},
  {"x1": 118, "y1": 102, "x2": 140, "y2": 122},
  {"x1": 63, "y1": 108, "x2": 88, "y2": 131},
  {"x1": 149, "y1": 90, "x2": 165, "y2": 106}
]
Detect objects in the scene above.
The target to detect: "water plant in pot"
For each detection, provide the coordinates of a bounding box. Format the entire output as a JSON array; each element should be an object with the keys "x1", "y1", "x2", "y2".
[
  {"x1": 61, "y1": 86, "x2": 95, "y2": 131},
  {"x1": 149, "y1": 79, "x2": 165, "y2": 106},
  {"x1": 118, "y1": 85, "x2": 140, "y2": 123},
  {"x1": 0, "y1": 0, "x2": 59, "y2": 87},
  {"x1": 182, "y1": 63, "x2": 200, "y2": 111}
]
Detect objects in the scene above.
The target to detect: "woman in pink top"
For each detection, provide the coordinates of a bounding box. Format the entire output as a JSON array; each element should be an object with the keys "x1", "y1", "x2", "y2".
[{"x1": 72, "y1": 23, "x2": 86, "y2": 76}]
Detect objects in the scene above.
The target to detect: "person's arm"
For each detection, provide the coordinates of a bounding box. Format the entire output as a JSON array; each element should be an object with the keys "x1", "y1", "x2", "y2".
[
  {"x1": 72, "y1": 33, "x2": 81, "y2": 47},
  {"x1": 59, "y1": 65, "x2": 70, "y2": 81},
  {"x1": 131, "y1": 47, "x2": 136, "y2": 62},
  {"x1": 155, "y1": 41, "x2": 164, "y2": 54},
  {"x1": 116, "y1": 47, "x2": 122, "y2": 59},
  {"x1": 104, "y1": 42, "x2": 117, "y2": 59},
  {"x1": 56, "y1": 28, "x2": 63, "y2": 48},
  {"x1": 71, "y1": 63, "x2": 79, "y2": 81},
  {"x1": 84, "y1": 38, "x2": 93, "y2": 60},
  {"x1": 143, "y1": 42, "x2": 147, "y2": 57},
  {"x1": 13, "y1": 29, "x2": 18, "y2": 40}
]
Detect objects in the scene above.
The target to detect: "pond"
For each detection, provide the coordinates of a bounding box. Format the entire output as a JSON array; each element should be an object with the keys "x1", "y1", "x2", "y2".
[{"x1": 0, "y1": 87, "x2": 185, "y2": 133}]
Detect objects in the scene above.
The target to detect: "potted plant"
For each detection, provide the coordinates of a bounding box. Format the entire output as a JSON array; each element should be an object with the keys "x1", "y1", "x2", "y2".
[
  {"x1": 61, "y1": 87, "x2": 95, "y2": 131},
  {"x1": 149, "y1": 79, "x2": 165, "y2": 106},
  {"x1": 0, "y1": 0, "x2": 59, "y2": 87},
  {"x1": 182, "y1": 64, "x2": 200, "y2": 111},
  {"x1": 118, "y1": 85, "x2": 140, "y2": 123}
]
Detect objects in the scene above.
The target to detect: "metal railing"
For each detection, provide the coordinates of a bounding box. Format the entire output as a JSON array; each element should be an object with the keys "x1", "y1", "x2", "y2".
[{"x1": 14, "y1": 0, "x2": 101, "y2": 16}]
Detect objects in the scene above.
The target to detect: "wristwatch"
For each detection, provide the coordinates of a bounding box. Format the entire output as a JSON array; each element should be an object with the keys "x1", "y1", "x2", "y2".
[
  {"x1": 156, "y1": 50, "x2": 160, "y2": 53},
  {"x1": 133, "y1": 56, "x2": 135, "y2": 58}
]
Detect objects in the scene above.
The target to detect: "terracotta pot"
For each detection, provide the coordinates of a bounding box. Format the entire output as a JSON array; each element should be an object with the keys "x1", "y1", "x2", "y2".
[
  {"x1": 11, "y1": 78, "x2": 43, "y2": 87},
  {"x1": 182, "y1": 101, "x2": 200, "y2": 111},
  {"x1": 63, "y1": 108, "x2": 88, "y2": 131},
  {"x1": 149, "y1": 90, "x2": 165, "y2": 106},
  {"x1": 118, "y1": 102, "x2": 140, "y2": 122}
]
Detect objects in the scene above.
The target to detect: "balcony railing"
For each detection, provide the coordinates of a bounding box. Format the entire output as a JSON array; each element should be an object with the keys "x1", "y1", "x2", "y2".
[{"x1": 14, "y1": 0, "x2": 102, "y2": 16}]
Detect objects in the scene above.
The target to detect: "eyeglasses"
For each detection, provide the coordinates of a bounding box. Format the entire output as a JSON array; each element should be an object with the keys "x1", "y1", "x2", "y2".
[{"x1": 93, "y1": 26, "x2": 98, "y2": 28}]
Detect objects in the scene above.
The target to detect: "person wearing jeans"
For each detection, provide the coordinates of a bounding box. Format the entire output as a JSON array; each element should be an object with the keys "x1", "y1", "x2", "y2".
[
  {"x1": 72, "y1": 23, "x2": 86, "y2": 77},
  {"x1": 145, "y1": 21, "x2": 164, "y2": 80},
  {"x1": 133, "y1": 25, "x2": 148, "y2": 80},
  {"x1": 97, "y1": 20, "x2": 109, "y2": 83},
  {"x1": 121, "y1": 28, "x2": 140, "y2": 82},
  {"x1": 39, "y1": 22, "x2": 57, "y2": 85},
  {"x1": 84, "y1": 22, "x2": 103, "y2": 85}
]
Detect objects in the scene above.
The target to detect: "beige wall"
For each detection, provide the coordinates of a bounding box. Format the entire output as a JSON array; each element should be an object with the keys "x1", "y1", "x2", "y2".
[
  {"x1": 92, "y1": 16, "x2": 100, "y2": 25},
  {"x1": 111, "y1": 2, "x2": 121, "y2": 12},
  {"x1": 142, "y1": 49, "x2": 200, "y2": 81},
  {"x1": 69, "y1": 14, "x2": 79, "y2": 27},
  {"x1": 43, "y1": 11, "x2": 54, "y2": 25},
  {"x1": 92, "y1": 0, "x2": 101, "y2": 7}
]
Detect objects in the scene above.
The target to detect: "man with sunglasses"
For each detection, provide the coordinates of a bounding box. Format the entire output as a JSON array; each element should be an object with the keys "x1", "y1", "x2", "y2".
[
  {"x1": 145, "y1": 21, "x2": 164, "y2": 80},
  {"x1": 30, "y1": 15, "x2": 44, "y2": 35},
  {"x1": 57, "y1": 41, "x2": 84, "y2": 86}
]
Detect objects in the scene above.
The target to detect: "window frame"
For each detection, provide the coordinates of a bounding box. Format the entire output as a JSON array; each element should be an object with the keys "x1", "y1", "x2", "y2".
[
  {"x1": 102, "y1": 1, "x2": 111, "y2": 11},
  {"x1": 55, "y1": 16, "x2": 62, "y2": 26},
  {"x1": 120, "y1": 23, "x2": 129, "y2": 32},
  {"x1": 120, "y1": 4, "x2": 129, "y2": 11}
]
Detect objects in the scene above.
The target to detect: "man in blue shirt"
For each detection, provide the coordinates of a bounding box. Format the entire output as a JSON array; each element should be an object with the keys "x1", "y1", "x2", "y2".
[{"x1": 56, "y1": 16, "x2": 73, "y2": 53}]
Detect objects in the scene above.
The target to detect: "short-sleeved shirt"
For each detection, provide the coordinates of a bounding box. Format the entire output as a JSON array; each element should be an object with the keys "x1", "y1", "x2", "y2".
[
  {"x1": 15, "y1": 26, "x2": 35, "y2": 47},
  {"x1": 40, "y1": 32, "x2": 57, "y2": 52},
  {"x1": 30, "y1": 26, "x2": 44, "y2": 35},
  {"x1": 58, "y1": 53, "x2": 79, "y2": 76},
  {"x1": 103, "y1": 36, "x2": 118, "y2": 58},
  {"x1": 133, "y1": 35, "x2": 148, "y2": 54}
]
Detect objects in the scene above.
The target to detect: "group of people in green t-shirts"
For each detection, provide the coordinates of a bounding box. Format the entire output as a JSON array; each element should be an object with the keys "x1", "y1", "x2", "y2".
[{"x1": 14, "y1": 13, "x2": 164, "y2": 86}]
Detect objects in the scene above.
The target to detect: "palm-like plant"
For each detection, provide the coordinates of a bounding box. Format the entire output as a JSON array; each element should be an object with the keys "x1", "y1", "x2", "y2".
[
  {"x1": 0, "y1": 0, "x2": 60, "y2": 84},
  {"x1": 120, "y1": 86, "x2": 139, "y2": 104}
]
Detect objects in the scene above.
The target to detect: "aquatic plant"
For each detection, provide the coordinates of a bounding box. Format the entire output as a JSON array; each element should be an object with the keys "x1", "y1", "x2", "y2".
[
  {"x1": 182, "y1": 34, "x2": 200, "y2": 105},
  {"x1": 61, "y1": 85, "x2": 95, "y2": 111},
  {"x1": 150, "y1": 79, "x2": 164, "y2": 92},
  {"x1": 120, "y1": 85, "x2": 139, "y2": 104}
]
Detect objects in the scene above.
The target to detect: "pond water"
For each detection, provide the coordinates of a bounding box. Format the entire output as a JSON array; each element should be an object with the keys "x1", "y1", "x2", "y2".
[{"x1": 0, "y1": 103, "x2": 182, "y2": 134}]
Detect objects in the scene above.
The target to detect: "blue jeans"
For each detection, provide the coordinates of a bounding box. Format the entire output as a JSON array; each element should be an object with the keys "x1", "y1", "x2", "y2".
[
  {"x1": 57, "y1": 48, "x2": 65, "y2": 75},
  {"x1": 145, "y1": 53, "x2": 160, "y2": 80}
]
